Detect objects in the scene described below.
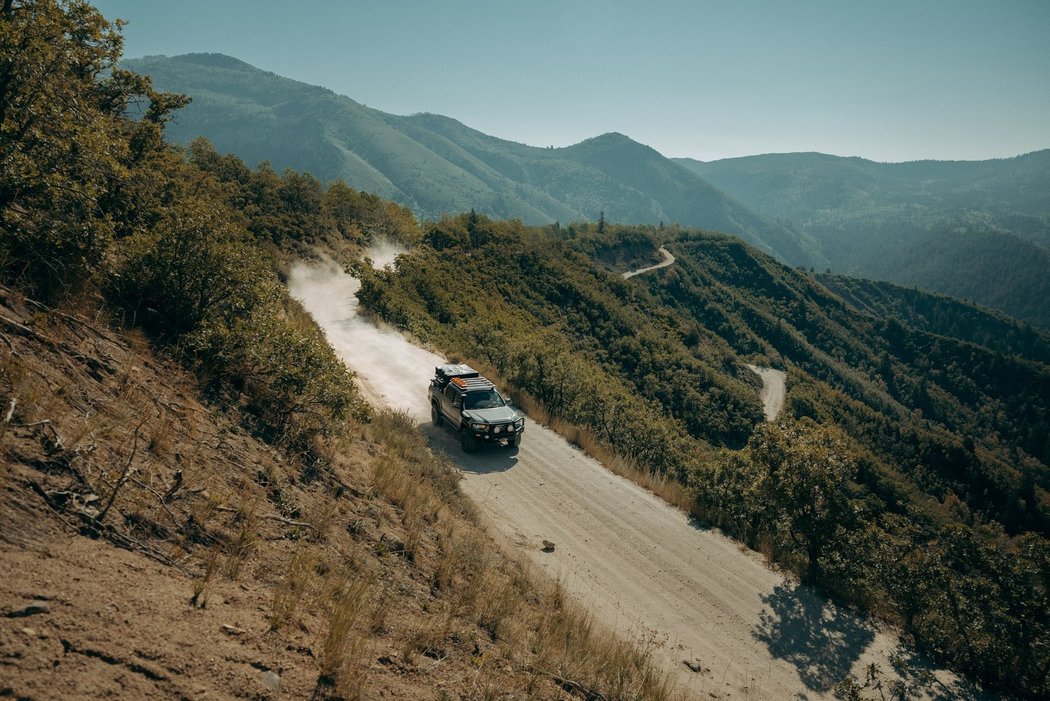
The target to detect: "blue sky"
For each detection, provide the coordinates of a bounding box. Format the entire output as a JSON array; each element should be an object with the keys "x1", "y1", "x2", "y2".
[{"x1": 93, "y1": 0, "x2": 1050, "y2": 162}]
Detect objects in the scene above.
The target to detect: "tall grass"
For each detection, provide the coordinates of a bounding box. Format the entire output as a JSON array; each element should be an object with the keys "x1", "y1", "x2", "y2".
[{"x1": 317, "y1": 575, "x2": 373, "y2": 699}]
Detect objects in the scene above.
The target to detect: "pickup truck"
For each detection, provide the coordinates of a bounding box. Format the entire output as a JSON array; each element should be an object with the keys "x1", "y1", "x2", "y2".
[{"x1": 428, "y1": 364, "x2": 524, "y2": 453}]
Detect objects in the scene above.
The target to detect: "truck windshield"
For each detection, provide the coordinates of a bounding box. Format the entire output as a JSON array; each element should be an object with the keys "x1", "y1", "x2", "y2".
[{"x1": 465, "y1": 390, "x2": 505, "y2": 410}]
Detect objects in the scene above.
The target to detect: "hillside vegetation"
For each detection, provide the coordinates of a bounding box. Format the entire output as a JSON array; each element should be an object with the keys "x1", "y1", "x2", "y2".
[
  {"x1": 357, "y1": 215, "x2": 1050, "y2": 699},
  {"x1": 0, "y1": 3, "x2": 670, "y2": 699},
  {"x1": 679, "y1": 152, "x2": 1050, "y2": 327}
]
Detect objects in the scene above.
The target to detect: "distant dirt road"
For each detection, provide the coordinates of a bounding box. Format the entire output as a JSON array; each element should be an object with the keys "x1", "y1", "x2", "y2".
[
  {"x1": 622, "y1": 246, "x2": 676, "y2": 279},
  {"x1": 289, "y1": 258, "x2": 979, "y2": 700},
  {"x1": 746, "y1": 365, "x2": 787, "y2": 421}
]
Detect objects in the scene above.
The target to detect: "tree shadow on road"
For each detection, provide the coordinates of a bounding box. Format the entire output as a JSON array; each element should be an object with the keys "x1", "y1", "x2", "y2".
[
  {"x1": 420, "y1": 424, "x2": 519, "y2": 474},
  {"x1": 753, "y1": 581, "x2": 875, "y2": 693}
]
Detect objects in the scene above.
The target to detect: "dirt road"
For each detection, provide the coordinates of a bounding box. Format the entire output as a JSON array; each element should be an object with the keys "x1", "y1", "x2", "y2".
[
  {"x1": 289, "y1": 258, "x2": 977, "y2": 700},
  {"x1": 622, "y1": 246, "x2": 676, "y2": 279},
  {"x1": 746, "y1": 365, "x2": 787, "y2": 422}
]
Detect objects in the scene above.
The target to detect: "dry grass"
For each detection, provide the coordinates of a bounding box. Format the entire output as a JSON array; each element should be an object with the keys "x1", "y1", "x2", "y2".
[
  {"x1": 317, "y1": 575, "x2": 373, "y2": 699},
  {"x1": 527, "y1": 578, "x2": 674, "y2": 701},
  {"x1": 570, "y1": 423, "x2": 696, "y2": 512},
  {"x1": 269, "y1": 545, "x2": 317, "y2": 631},
  {"x1": 304, "y1": 491, "x2": 339, "y2": 543},
  {"x1": 190, "y1": 546, "x2": 221, "y2": 608},
  {"x1": 222, "y1": 497, "x2": 260, "y2": 579}
]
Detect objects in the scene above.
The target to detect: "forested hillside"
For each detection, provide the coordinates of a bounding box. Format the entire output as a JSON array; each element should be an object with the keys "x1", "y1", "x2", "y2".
[
  {"x1": 357, "y1": 216, "x2": 1050, "y2": 698},
  {"x1": 120, "y1": 53, "x2": 822, "y2": 266},
  {"x1": 678, "y1": 151, "x2": 1050, "y2": 327},
  {"x1": 816, "y1": 273, "x2": 1050, "y2": 363}
]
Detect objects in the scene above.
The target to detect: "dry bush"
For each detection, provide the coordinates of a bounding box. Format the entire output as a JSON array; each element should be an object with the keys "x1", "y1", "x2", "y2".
[
  {"x1": 190, "y1": 546, "x2": 222, "y2": 608},
  {"x1": 147, "y1": 408, "x2": 175, "y2": 457},
  {"x1": 269, "y1": 545, "x2": 317, "y2": 631},
  {"x1": 475, "y1": 568, "x2": 522, "y2": 641},
  {"x1": 527, "y1": 579, "x2": 674, "y2": 701},
  {"x1": 305, "y1": 492, "x2": 338, "y2": 543},
  {"x1": 317, "y1": 575, "x2": 373, "y2": 699},
  {"x1": 574, "y1": 425, "x2": 695, "y2": 513},
  {"x1": 223, "y1": 499, "x2": 260, "y2": 579}
]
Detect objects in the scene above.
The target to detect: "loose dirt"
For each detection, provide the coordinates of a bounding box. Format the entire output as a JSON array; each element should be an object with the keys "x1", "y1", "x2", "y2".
[{"x1": 289, "y1": 258, "x2": 982, "y2": 700}]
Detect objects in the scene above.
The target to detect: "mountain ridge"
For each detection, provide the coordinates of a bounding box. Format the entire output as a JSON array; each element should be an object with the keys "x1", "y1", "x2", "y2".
[
  {"x1": 122, "y1": 53, "x2": 824, "y2": 265},
  {"x1": 124, "y1": 52, "x2": 1048, "y2": 326}
]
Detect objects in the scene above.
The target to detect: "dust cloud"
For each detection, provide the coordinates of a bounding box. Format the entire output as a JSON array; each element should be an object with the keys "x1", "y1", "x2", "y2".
[
  {"x1": 364, "y1": 238, "x2": 407, "y2": 270},
  {"x1": 288, "y1": 251, "x2": 437, "y2": 419}
]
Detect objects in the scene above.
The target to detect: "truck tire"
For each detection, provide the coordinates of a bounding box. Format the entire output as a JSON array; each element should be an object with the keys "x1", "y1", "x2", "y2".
[
  {"x1": 460, "y1": 428, "x2": 477, "y2": 454},
  {"x1": 431, "y1": 402, "x2": 441, "y2": 427}
]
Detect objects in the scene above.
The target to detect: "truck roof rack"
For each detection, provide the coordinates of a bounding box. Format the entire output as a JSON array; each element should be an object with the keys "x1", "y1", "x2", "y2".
[{"x1": 450, "y1": 376, "x2": 495, "y2": 391}]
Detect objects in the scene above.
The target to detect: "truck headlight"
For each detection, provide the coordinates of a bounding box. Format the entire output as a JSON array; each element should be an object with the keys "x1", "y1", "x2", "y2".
[{"x1": 470, "y1": 422, "x2": 487, "y2": 431}]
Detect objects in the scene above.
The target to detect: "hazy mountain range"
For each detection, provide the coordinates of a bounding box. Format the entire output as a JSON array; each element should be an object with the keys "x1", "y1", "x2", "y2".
[
  {"x1": 678, "y1": 152, "x2": 1050, "y2": 327},
  {"x1": 124, "y1": 53, "x2": 1050, "y2": 327}
]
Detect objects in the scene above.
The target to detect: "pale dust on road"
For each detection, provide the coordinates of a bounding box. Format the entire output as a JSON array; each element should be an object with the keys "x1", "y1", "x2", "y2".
[{"x1": 288, "y1": 255, "x2": 980, "y2": 700}]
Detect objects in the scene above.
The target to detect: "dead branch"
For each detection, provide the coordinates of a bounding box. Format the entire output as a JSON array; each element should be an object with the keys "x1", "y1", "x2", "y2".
[
  {"x1": 214, "y1": 504, "x2": 313, "y2": 529},
  {"x1": 552, "y1": 676, "x2": 608, "y2": 701},
  {"x1": 130, "y1": 476, "x2": 181, "y2": 526},
  {"x1": 0, "y1": 311, "x2": 36, "y2": 337},
  {"x1": 4, "y1": 398, "x2": 15, "y2": 423},
  {"x1": 22, "y1": 295, "x2": 119, "y2": 343},
  {"x1": 11, "y1": 417, "x2": 64, "y2": 452},
  {"x1": 0, "y1": 311, "x2": 113, "y2": 375},
  {"x1": 12, "y1": 418, "x2": 49, "y2": 428},
  {"x1": 96, "y1": 417, "x2": 147, "y2": 525},
  {"x1": 161, "y1": 469, "x2": 183, "y2": 502},
  {"x1": 27, "y1": 480, "x2": 187, "y2": 574}
]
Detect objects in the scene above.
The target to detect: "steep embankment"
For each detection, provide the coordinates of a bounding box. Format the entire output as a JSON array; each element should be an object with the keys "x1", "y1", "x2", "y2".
[{"x1": 289, "y1": 258, "x2": 978, "y2": 700}]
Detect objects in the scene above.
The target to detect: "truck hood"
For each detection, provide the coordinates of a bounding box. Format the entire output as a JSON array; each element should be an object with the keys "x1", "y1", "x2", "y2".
[{"x1": 463, "y1": 407, "x2": 521, "y2": 424}]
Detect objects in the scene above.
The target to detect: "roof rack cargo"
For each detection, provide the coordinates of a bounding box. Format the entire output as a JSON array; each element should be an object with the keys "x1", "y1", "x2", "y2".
[
  {"x1": 435, "y1": 364, "x2": 479, "y2": 381},
  {"x1": 432, "y1": 363, "x2": 482, "y2": 391}
]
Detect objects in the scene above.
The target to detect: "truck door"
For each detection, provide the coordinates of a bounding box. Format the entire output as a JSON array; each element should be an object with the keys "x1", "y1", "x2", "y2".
[{"x1": 442, "y1": 384, "x2": 463, "y2": 425}]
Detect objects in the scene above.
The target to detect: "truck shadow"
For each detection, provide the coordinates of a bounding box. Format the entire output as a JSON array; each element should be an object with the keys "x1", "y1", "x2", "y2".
[{"x1": 419, "y1": 424, "x2": 519, "y2": 474}]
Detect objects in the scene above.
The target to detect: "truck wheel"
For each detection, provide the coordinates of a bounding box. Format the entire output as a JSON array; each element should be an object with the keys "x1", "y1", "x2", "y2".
[
  {"x1": 431, "y1": 402, "x2": 441, "y2": 426},
  {"x1": 460, "y1": 429, "x2": 477, "y2": 454},
  {"x1": 509, "y1": 433, "x2": 521, "y2": 448}
]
